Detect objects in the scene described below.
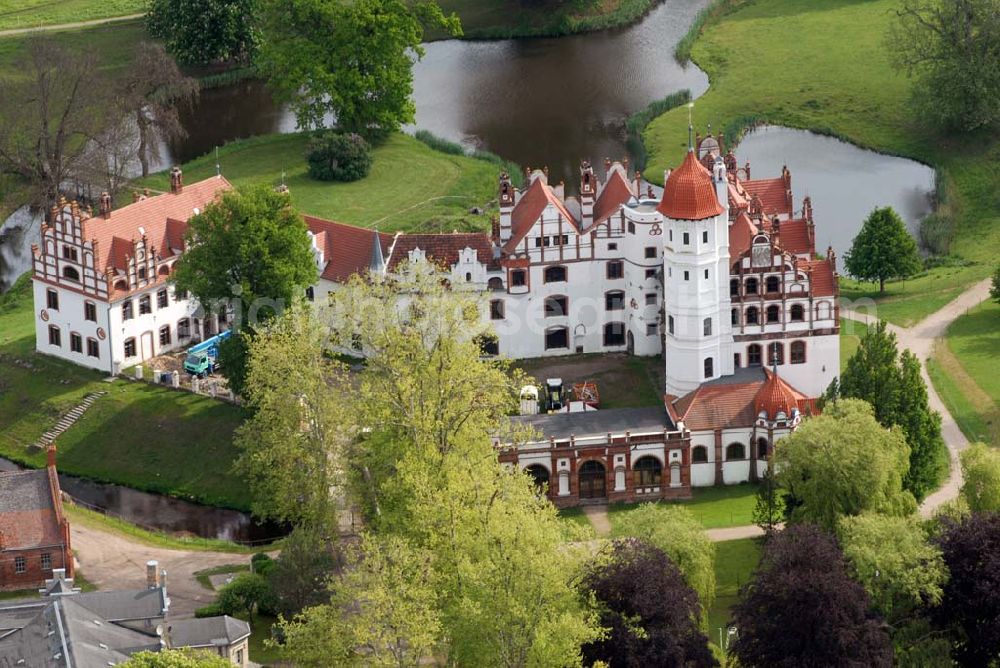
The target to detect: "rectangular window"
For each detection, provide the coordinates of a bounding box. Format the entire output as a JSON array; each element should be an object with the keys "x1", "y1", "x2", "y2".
[
  {"x1": 704, "y1": 269, "x2": 709, "y2": 280},
  {"x1": 84, "y1": 301, "x2": 97, "y2": 322},
  {"x1": 124, "y1": 338, "x2": 136, "y2": 358},
  {"x1": 61, "y1": 246, "x2": 78, "y2": 262},
  {"x1": 628, "y1": 221, "x2": 635, "y2": 234},
  {"x1": 139, "y1": 295, "x2": 151, "y2": 314},
  {"x1": 41, "y1": 553, "x2": 51, "y2": 570},
  {"x1": 14, "y1": 556, "x2": 25, "y2": 574},
  {"x1": 490, "y1": 299, "x2": 505, "y2": 320},
  {"x1": 159, "y1": 327, "x2": 171, "y2": 346},
  {"x1": 683, "y1": 232, "x2": 690, "y2": 245},
  {"x1": 646, "y1": 323, "x2": 658, "y2": 336},
  {"x1": 668, "y1": 316, "x2": 675, "y2": 335},
  {"x1": 703, "y1": 318, "x2": 712, "y2": 336},
  {"x1": 543, "y1": 266, "x2": 567, "y2": 283},
  {"x1": 122, "y1": 301, "x2": 133, "y2": 320},
  {"x1": 702, "y1": 230, "x2": 708, "y2": 243},
  {"x1": 605, "y1": 292, "x2": 625, "y2": 311},
  {"x1": 46, "y1": 289, "x2": 59, "y2": 310},
  {"x1": 48, "y1": 326, "x2": 61, "y2": 347},
  {"x1": 511, "y1": 270, "x2": 526, "y2": 287},
  {"x1": 157, "y1": 289, "x2": 168, "y2": 309},
  {"x1": 669, "y1": 229, "x2": 673, "y2": 241},
  {"x1": 645, "y1": 293, "x2": 657, "y2": 306},
  {"x1": 644, "y1": 246, "x2": 657, "y2": 259},
  {"x1": 608, "y1": 243, "x2": 618, "y2": 251},
  {"x1": 684, "y1": 271, "x2": 690, "y2": 281},
  {"x1": 86, "y1": 338, "x2": 99, "y2": 358},
  {"x1": 178, "y1": 319, "x2": 191, "y2": 339},
  {"x1": 645, "y1": 268, "x2": 657, "y2": 279},
  {"x1": 606, "y1": 261, "x2": 624, "y2": 280},
  {"x1": 70, "y1": 332, "x2": 82, "y2": 353},
  {"x1": 545, "y1": 296, "x2": 568, "y2": 318}
]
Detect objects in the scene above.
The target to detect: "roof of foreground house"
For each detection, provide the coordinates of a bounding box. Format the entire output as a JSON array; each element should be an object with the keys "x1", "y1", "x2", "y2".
[{"x1": 167, "y1": 615, "x2": 250, "y2": 650}]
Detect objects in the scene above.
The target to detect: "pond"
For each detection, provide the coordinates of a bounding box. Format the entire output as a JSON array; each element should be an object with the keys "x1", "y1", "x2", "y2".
[{"x1": 0, "y1": 457, "x2": 285, "y2": 544}]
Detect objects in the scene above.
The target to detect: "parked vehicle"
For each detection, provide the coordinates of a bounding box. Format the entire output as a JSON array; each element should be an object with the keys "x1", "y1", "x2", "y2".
[{"x1": 183, "y1": 329, "x2": 232, "y2": 377}]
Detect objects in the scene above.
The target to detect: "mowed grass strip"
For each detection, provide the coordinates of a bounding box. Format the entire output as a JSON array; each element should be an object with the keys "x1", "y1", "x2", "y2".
[
  {"x1": 136, "y1": 132, "x2": 499, "y2": 233},
  {"x1": 0, "y1": 0, "x2": 147, "y2": 31},
  {"x1": 644, "y1": 0, "x2": 1000, "y2": 326},
  {"x1": 0, "y1": 274, "x2": 248, "y2": 509},
  {"x1": 608, "y1": 483, "x2": 760, "y2": 533},
  {"x1": 707, "y1": 537, "x2": 760, "y2": 635}
]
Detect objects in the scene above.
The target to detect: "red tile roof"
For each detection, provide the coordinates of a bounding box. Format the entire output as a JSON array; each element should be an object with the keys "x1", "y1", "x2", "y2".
[
  {"x1": 728, "y1": 211, "x2": 758, "y2": 260},
  {"x1": 670, "y1": 381, "x2": 762, "y2": 431},
  {"x1": 800, "y1": 258, "x2": 837, "y2": 297},
  {"x1": 388, "y1": 232, "x2": 497, "y2": 271},
  {"x1": 591, "y1": 170, "x2": 634, "y2": 228},
  {"x1": 82, "y1": 177, "x2": 232, "y2": 273},
  {"x1": 743, "y1": 177, "x2": 792, "y2": 216},
  {"x1": 504, "y1": 177, "x2": 580, "y2": 253},
  {"x1": 754, "y1": 368, "x2": 807, "y2": 420},
  {"x1": 658, "y1": 151, "x2": 724, "y2": 221},
  {"x1": 303, "y1": 216, "x2": 393, "y2": 282},
  {"x1": 762, "y1": 217, "x2": 813, "y2": 257}
]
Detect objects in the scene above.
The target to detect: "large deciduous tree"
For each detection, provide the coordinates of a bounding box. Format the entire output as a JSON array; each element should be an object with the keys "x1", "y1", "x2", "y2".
[
  {"x1": 731, "y1": 523, "x2": 894, "y2": 667},
  {"x1": 0, "y1": 39, "x2": 111, "y2": 209},
  {"x1": 845, "y1": 207, "x2": 922, "y2": 293},
  {"x1": 836, "y1": 320, "x2": 947, "y2": 499},
  {"x1": 122, "y1": 649, "x2": 233, "y2": 667},
  {"x1": 752, "y1": 459, "x2": 785, "y2": 537},
  {"x1": 775, "y1": 398, "x2": 916, "y2": 531},
  {"x1": 258, "y1": 0, "x2": 460, "y2": 138},
  {"x1": 890, "y1": 0, "x2": 1000, "y2": 132},
  {"x1": 934, "y1": 512, "x2": 1000, "y2": 666},
  {"x1": 147, "y1": 0, "x2": 260, "y2": 66},
  {"x1": 958, "y1": 442, "x2": 1000, "y2": 513},
  {"x1": 579, "y1": 538, "x2": 717, "y2": 668}
]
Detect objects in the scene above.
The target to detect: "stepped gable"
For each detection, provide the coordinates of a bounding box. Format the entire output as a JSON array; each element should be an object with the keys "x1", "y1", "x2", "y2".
[
  {"x1": 83, "y1": 176, "x2": 232, "y2": 274},
  {"x1": 657, "y1": 150, "x2": 724, "y2": 220},
  {"x1": 303, "y1": 216, "x2": 393, "y2": 282},
  {"x1": 389, "y1": 232, "x2": 499, "y2": 271},
  {"x1": 503, "y1": 175, "x2": 580, "y2": 252},
  {"x1": 591, "y1": 168, "x2": 635, "y2": 228},
  {"x1": 743, "y1": 175, "x2": 792, "y2": 216}
]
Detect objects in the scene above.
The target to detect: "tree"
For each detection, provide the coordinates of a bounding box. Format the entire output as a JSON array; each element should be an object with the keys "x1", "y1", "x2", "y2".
[
  {"x1": 774, "y1": 399, "x2": 916, "y2": 531},
  {"x1": 845, "y1": 207, "x2": 922, "y2": 293},
  {"x1": 890, "y1": 0, "x2": 1000, "y2": 131},
  {"x1": 0, "y1": 39, "x2": 111, "y2": 209},
  {"x1": 216, "y1": 572, "x2": 271, "y2": 624},
  {"x1": 836, "y1": 320, "x2": 947, "y2": 500},
  {"x1": 171, "y1": 185, "x2": 317, "y2": 395},
  {"x1": 579, "y1": 538, "x2": 717, "y2": 668},
  {"x1": 992, "y1": 263, "x2": 1000, "y2": 303},
  {"x1": 122, "y1": 650, "x2": 232, "y2": 667},
  {"x1": 266, "y1": 523, "x2": 339, "y2": 616},
  {"x1": 752, "y1": 460, "x2": 785, "y2": 537},
  {"x1": 259, "y1": 0, "x2": 460, "y2": 138},
  {"x1": 147, "y1": 0, "x2": 260, "y2": 66},
  {"x1": 306, "y1": 131, "x2": 373, "y2": 182},
  {"x1": 731, "y1": 524, "x2": 894, "y2": 667},
  {"x1": 613, "y1": 503, "x2": 715, "y2": 615},
  {"x1": 235, "y1": 305, "x2": 347, "y2": 527},
  {"x1": 958, "y1": 442, "x2": 1000, "y2": 512},
  {"x1": 934, "y1": 513, "x2": 1000, "y2": 666}
]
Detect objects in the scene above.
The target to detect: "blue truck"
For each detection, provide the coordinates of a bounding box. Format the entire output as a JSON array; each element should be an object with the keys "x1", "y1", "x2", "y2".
[{"x1": 183, "y1": 329, "x2": 233, "y2": 377}]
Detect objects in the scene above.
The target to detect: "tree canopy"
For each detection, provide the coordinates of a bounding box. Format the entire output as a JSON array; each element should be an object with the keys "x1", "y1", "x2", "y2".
[
  {"x1": 890, "y1": 0, "x2": 1000, "y2": 131},
  {"x1": 731, "y1": 523, "x2": 894, "y2": 667},
  {"x1": 147, "y1": 0, "x2": 261, "y2": 66},
  {"x1": 259, "y1": 0, "x2": 460, "y2": 138},
  {"x1": 845, "y1": 207, "x2": 922, "y2": 293},
  {"x1": 837, "y1": 320, "x2": 947, "y2": 499},
  {"x1": 775, "y1": 398, "x2": 916, "y2": 530},
  {"x1": 958, "y1": 442, "x2": 1000, "y2": 513},
  {"x1": 579, "y1": 538, "x2": 717, "y2": 668},
  {"x1": 122, "y1": 650, "x2": 232, "y2": 667}
]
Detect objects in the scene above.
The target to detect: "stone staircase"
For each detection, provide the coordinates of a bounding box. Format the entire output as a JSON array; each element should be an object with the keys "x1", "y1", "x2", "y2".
[{"x1": 34, "y1": 391, "x2": 107, "y2": 448}]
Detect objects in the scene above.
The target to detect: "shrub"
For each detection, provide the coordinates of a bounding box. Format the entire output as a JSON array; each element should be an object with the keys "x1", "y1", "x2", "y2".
[
  {"x1": 306, "y1": 132, "x2": 372, "y2": 182},
  {"x1": 194, "y1": 602, "x2": 223, "y2": 618},
  {"x1": 918, "y1": 213, "x2": 954, "y2": 256}
]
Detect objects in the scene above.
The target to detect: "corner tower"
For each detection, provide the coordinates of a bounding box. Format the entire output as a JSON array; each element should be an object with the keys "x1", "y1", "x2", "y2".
[{"x1": 659, "y1": 150, "x2": 733, "y2": 397}]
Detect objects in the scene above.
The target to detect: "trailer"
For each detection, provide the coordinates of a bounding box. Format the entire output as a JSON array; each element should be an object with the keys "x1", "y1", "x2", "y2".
[{"x1": 183, "y1": 329, "x2": 233, "y2": 377}]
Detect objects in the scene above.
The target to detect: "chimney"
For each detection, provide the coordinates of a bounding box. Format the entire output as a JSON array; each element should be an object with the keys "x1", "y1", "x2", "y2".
[
  {"x1": 169, "y1": 167, "x2": 183, "y2": 194},
  {"x1": 147, "y1": 560, "x2": 161, "y2": 589},
  {"x1": 99, "y1": 192, "x2": 112, "y2": 219},
  {"x1": 47, "y1": 444, "x2": 57, "y2": 469}
]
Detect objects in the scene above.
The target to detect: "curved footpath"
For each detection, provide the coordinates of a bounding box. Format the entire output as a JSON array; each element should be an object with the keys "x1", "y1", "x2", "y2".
[{"x1": 0, "y1": 13, "x2": 144, "y2": 37}]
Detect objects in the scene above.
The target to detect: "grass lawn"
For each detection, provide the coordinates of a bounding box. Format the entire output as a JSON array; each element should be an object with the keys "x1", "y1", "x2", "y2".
[
  {"x1": 135, "y1": 132, "x2": 500, "y2": 234},
  {"x1": 0, "y1": 273, "x2": 249, "y2": 509},
  {"x1": 608, "y1": 483, "x2": 760, "y2": 533},
  {"x1": 645, "y1": 0, "x2": 999, "y2": 328},
  {"x1": 706, "y1": 537, "x2": 760, "y2": 637},
  {"x1": 248, "y1": 615, "x2": 286, "y2": 666},
  {"x1": 0, "y1": 20, "x2": 147, "y2": 79},
  {"x1": 0, "y1": 0, "x2": 147, "y2": 31},
  {"x1": 556, "y1": 506, "x2": 597, "y2": 541},
  {"x1": 838, "y1": 316, "x2": 868, "y2": 373}
]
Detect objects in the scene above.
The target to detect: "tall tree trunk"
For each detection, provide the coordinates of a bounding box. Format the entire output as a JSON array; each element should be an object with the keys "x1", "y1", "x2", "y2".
[
  {"x1": 879, "y1": 277, "x2": 885, "y2": 293},
  {"x1": 137, "y1": 109, "x2": 150, "y2": 178}
]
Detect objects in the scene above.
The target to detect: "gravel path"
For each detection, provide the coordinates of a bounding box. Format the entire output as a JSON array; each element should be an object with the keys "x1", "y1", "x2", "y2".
[{"x1": 0, "y1": 13, "x2": 144, "y2": 37}]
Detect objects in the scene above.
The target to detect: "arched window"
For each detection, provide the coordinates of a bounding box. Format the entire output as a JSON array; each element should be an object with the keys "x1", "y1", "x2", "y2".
[
  {"x1": 692, "y1": 446, "x2": 709, "y2": 463},
  {"x1": 158, "y1": 264, "x2": 170, "y2": 276},
  {"x1": 790, "y1": 340, "x2": 806, "y2": 364},
  {"x1": 545, "y1": 295, "x2": 568, "y2": 317},
  {"x1": 768, "y1": 342, "x2": 784, "y2": 366},
  {"x1": 545, "y1": 326, "x2": 569, "y2": 350},
  {"x1": 487, "y1": 276, "x2": 503, "y2": 291},
  {"x1": 604, "y1": 322, "x2": 625, "y2": 347},
  {"x1": 465, "y1": 272, "x2": 472, "y2": 282},
  {"x1": 525, "y1": 464, "x2": 550, "y2": 491},
  {"x1": 746, "y1": 306, "x2": 759, "y2": 325},
  {"x1": 62, "y1": 266, "x2": 80, "y2": 282},
  {"x1": 730, "y1": 279, "x2": 739, "y2": 296},
  {"x1": 747, "y1": 344, "x2": 762, "y2": 366},
  {"x1": 704, "y1": 357, "x2": 714, "y2": 378},
  {"x1": 703, "y1": 317, "x2": 712, "y2": 336},
  {"x1": 578, "y1": 460, "x2": 606, "y2": 499},
  {"x1": 605, "y1": 290, "x2": 625, "y2": 311},
  {"x1": 757, "y1": 437, "x2": 770, "y2": 459},
  {"x1": 632, "y1": 456, "x2": 662, "y2": 486},
  {"x1": 816, "y1": 301, "x2": 832, "y2": 319},
  {"x1": 766, "y1": 304, "x2": 780, "y2": 323},
  {"x1": 544, "y1": 265, "x2": 567, "y2": 283},
  {"x1": 765, "y1": 275, "x2": 780, "y2": 293},
  {"x1": 726, "y1": 443, "x2": 746, "y2": 460},
  {"x1": 731, "y1": 308, "x2": 738, "y2": 326},
  {"x1": 114, "y1": 280, "x2": 128, "y2": 292},
  {"x1": 745, "y1": 277, "x2": 758, "y2": 294},
  {"x1": 790, "y1": 304, "x2": 805, "y2": 321}
]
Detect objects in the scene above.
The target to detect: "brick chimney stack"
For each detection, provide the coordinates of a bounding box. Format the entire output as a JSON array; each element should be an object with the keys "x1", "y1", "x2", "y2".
[
  {"x1": 170, "y1": 167, "x2": 183, "y2": 195},
  {"x1": 147, "y1": 560, "x2": 161, "y2": 589},
  {"x1": 99, "y1": 192, "x2": 112, "y2": 219},
  {"x1": 46, "y1": 444, "x2": 57, "y2": 469}
]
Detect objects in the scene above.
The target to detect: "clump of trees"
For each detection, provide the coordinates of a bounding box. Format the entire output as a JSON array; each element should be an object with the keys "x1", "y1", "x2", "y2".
[
  {"x1": 305, "y1": 132, "x2": 373, "y2": 182},
  {"x1": 845, "y1": 207, "x2": 922, "y2": 293},
  {"x1": 147, "y1": 0, "x2": 260, "y2": 66}
]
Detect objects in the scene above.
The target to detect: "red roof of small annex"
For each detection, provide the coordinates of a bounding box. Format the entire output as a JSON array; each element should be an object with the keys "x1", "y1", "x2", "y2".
[
  {"x1": 729, "y1": 211, "x2": 758, "y2": 260},
  {"x1": 0, "y1": 469, "x2": 64, "y2": 550},
  {"x1": 742, "y1": 177, "x2": 792, "y2": 216},
  {"x1": 754, "y1": 368, "x2": 807, "y2": 420},
  {"x1": 389, "y1": 232, "x2": 498, "y2": 271},
  {"x1": 82, "y1": 176, "x2": 233, "y2": 273},
  {"x1": 800, "y1": 258, "x2": 837, "y2": 297},
  {"x1": 668, "y1": 380, "x2": 762, "y2": 431},
  {"x1": 303, "y1": 216, "x2": 393, "y2": 282},
  {"x1": 658, "y1": 150, "x2": 724, "y2": 221},
  {"x1": 504, "y1": 176, "x2": 580, "y2": 253},
  {"x1": 591, "y1": 169, "x2": 634, "y2": 228}
]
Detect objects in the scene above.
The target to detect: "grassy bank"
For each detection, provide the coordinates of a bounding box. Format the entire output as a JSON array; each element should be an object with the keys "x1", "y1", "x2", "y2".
[
  {"x1": 0, "y1": 273, "x2": 248, "y2": 509},
  {"x1": 136, "y1": 132, "x2": 499, "y2": 233},
  {"x1": 0, "y1": 0, "x2": 147, "y2": 31},
  {"x1": 643, "y1": 0, "x2": 999, "y2": 327},
  {"x1": 430, "y1": 0, "x2": 659, "y2": 40}
]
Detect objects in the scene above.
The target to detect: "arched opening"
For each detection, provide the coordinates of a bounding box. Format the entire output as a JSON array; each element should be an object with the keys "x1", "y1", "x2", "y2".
[
  {"x1": 114, "y1": 280, "x2": 128, "y2": 292},
  {"x1": 487, "y1": 276, "x2": 503, "y2": 291},
  {"x1": 745, "y1": 277, "x2": 759, "y2": 294},
  {"x1": 544, "y1": 265, "x2": 567, "y2": 283},
  {"x1": 766, "y1": 304, "x2": 780, "y2": 323},
  {"x1": 525, "y1": 464, "x2": 550, "y2": 492},
  {"x1": 544, "y1": 295, "x2": 568, "y2": 317},
  {"x1": 692, "y1": 446, "x2": 709, "y2": 463},
  {"x1": 768, "y1": 342, "x2": 784, "y2": 366},
  {"x1": 465, "y1": 272, "x2": 472, "y2": 282},
  {"x1": 544, "y1": 326, "x2": 568, "y2": 350},
  {"x1": 790, "y1": 304, "x2": 805, "y2": 321},
  {"x1": 578, "y1": 460, "x2": 606, "y2": 499},
  {"x1": 746, "y1": 306, "x2": 759, "y2": 325},
  {"x1": 604, "y1": 290, "x2": 625, "y2": 311},
  {"x1": 725, "y1": 443, "x2": 746, "y2": 460},
  {"x1": 62, "y1": 266, "x2": 80, "y2": 282},
  {"x1": 704, "y1": 357, "x2": 714, "y2": 378},
  {"x1": 765, "y1": 275, "x2": 780, "y2": 293},
  {"x1": 791, "y1": 340, "x2": 806, "y2": 364},
  {"x1": 603, "y1": 322, "x2": 625, "y2": 347},
  {"x1": 632, "y1": 456, "x2": 662, "y2": 487},
  {"x1": 158, "y1": 264, "x2": 170, "y2": 276}
]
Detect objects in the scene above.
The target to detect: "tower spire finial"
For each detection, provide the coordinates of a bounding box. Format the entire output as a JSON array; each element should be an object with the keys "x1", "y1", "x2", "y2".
[{"x1": 687, "y1": 102, "x2": 695, "y2": 153}]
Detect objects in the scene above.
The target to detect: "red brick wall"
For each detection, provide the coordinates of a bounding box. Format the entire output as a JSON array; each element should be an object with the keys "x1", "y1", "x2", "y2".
[{"x1": 0, "y1": 545, "x2": 72, "y2": 591}]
